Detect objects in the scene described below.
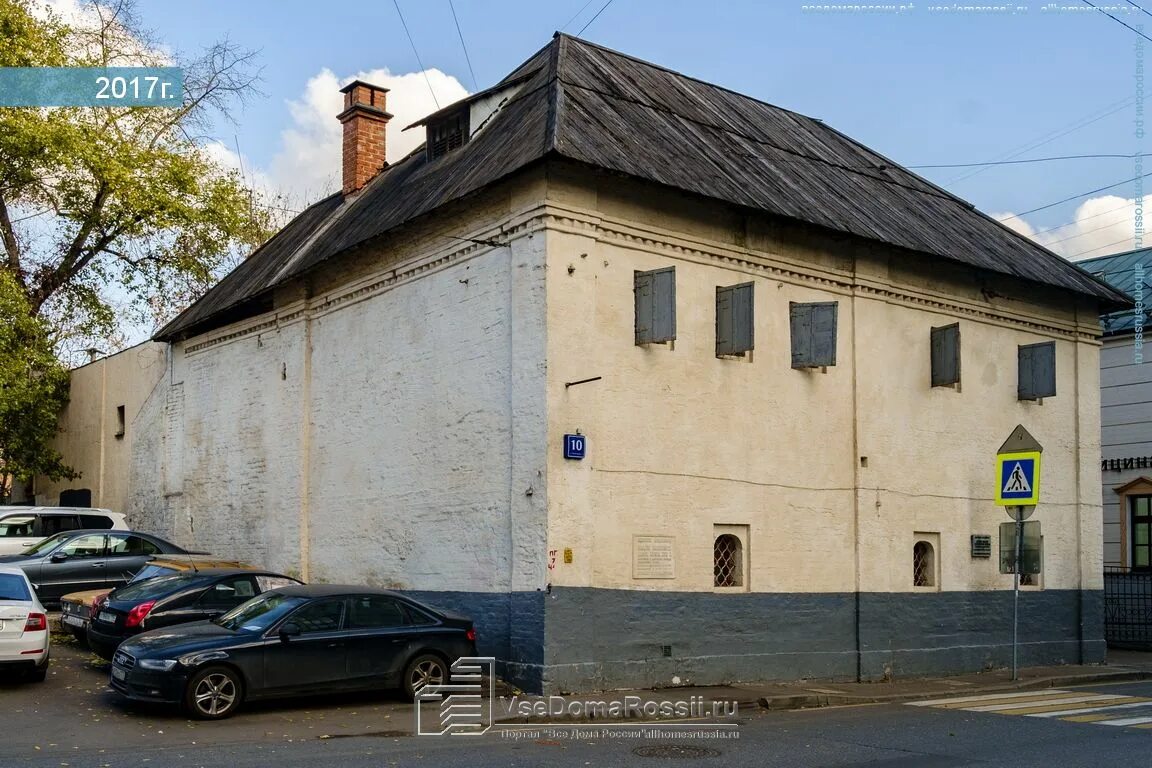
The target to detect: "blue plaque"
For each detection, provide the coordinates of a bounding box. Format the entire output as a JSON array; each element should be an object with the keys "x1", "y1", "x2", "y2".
[{"x1": 563, "y1": 434, "x2": 586, "y2": 460}]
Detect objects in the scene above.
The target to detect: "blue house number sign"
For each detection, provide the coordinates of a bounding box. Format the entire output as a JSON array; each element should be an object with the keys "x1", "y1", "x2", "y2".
[{"x1": 564, "y1": 434, "x2": 586, "y2": 460}]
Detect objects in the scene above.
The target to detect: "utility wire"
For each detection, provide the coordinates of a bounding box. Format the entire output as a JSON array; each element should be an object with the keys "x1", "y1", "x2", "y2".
[
  {"x1": 393, "y1": 0, "x2": 440, "y2": 109},
  {"x1": 576, "y1": 0, "x2": 615, "y2": 36},
  {"x1": 1127, "y1": 0, "x2": 1152, "y2": 20},
  {"x1": 910, "y1": 152, "x2": 1151, "y2": 169},
  {"x1": 1045, "y1": 215, "x2": 1132, "y2": 246},
  {"x1": 1001, "y1": 171, "x2": 1152, "y2": 219},
  {"x1": 946, "y1": 97, "x2": 1134, "y2": 185},
  {"x1": 448, "y1": 0, "x2": 478, "y2": 91},
  {"x1": 1068, "y1": 234, "x2": 1136, "y2": 259},
  {"x1": 1081, "y1": 0, "x2": 1152, "y2": 44},
  {"x1": 560, "y1": 0, "x2": 598, "y2": 31},
  {"x1": 1029, "y1": 200, "x2": 1133, "y2": 236}
]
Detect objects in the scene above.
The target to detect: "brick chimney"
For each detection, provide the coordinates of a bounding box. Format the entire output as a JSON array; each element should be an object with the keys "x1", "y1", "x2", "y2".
[{"x1": 338, "y1": 80, "x2": 392, "y2": 196}]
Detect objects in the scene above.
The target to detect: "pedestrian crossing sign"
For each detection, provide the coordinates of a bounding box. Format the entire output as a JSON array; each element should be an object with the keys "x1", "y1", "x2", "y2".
[{"x1": 996, "y1": 451, "x2": 1041, "y2": 506}]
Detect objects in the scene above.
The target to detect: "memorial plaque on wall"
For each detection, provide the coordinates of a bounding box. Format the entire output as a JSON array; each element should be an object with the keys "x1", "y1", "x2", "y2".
[{"x1": 633, "y1": 535, "x2": 675, "y2": 579}]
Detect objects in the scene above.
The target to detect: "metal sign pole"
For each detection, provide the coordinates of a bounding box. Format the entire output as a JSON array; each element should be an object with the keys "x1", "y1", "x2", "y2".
[{"x1": 1012, "y1": 509, "x2": 1023, "y2": 682}]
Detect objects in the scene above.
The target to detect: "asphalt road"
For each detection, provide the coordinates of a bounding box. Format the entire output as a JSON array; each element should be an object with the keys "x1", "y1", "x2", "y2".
[{"x1": 7, "y1": 637, "x2": 1152, "y2": 768}]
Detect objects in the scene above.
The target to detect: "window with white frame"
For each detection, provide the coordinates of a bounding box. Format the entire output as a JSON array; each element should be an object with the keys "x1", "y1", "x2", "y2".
[{"x1": 713, "y1": 524, "x2": 749, "y2": 591}]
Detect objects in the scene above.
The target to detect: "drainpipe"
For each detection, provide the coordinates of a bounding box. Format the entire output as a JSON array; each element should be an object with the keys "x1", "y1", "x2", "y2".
[
  {"x1": 97, "y1": 354, "x2": 108, "y2": 507},
  {"x1": 850, "y1": 256, "x2": 863, "y2": 681},
  {"x1": 299, "y1": 308, "x2": 313, "y2": 582},
  {"x1": 1073, "y1": 306, "x2": 1084, "y2": 662}
]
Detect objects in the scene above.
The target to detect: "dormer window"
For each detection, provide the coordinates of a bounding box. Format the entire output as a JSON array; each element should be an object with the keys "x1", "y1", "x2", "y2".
[{"x1": 428, "y1": 109, "x2": 469, "y2": 160}]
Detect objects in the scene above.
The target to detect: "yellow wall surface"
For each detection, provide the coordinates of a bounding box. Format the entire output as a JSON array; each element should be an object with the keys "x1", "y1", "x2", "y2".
[
  {"x1": 36, "y1": 342, "x2": 168, "y2": 514},
  {"x1": 542, "y1": 165, "x2": 1102, "y2": 596}
]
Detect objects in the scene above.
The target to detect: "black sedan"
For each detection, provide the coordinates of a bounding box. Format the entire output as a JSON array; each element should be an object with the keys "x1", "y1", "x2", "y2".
[
  {"x1": 87, "y1": 569, "x2": 303, "y2": 660},
  {"x1": 109, "y1": 585, "x2": 477, "y2": 719},
  {"x1": 0, "y1": 530, "x2": 192, "y2": 607}
]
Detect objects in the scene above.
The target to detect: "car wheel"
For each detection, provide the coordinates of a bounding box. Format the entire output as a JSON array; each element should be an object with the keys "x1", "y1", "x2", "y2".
[
  {"x1": 184, "y1": 665, "x2": 242, "y2": 719},
  {"x1": 402, "y1": 653, "x2": 448, "y2": 701},
  {"x1": 27, "y1": 657, "x2": 48, "y2": 683}
]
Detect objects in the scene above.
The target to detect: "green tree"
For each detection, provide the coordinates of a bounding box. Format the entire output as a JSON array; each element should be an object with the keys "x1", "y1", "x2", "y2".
[
  {"x1": 0, "y1": 0, "x2": 277, "y2": 499},
  {"x1": 0, "y1": 271, "x2": 75, "y2": 502},
  {"x1": 0, "y1": 0, "x2": 276, "y2": 351}
]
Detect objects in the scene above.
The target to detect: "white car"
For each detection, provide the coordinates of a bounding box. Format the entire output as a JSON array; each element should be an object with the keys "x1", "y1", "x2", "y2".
[
  {"x1": 0, "y1": 566, "x2": 50, "y2": 681},
  {"x1": 0, "y1": 508, "x2": 128, "y2": 555}
]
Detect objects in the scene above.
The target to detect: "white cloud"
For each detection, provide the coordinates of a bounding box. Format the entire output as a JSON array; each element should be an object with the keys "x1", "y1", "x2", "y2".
[
  {"x1": 994, "y1": 195, "x2": 1139, "y2": 262},
  {"x1": 265, "y1": 67, "x2": 469, "y2": 203}
]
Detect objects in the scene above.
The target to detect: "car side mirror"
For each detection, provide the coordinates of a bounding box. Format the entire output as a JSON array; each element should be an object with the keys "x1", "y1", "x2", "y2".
[
  {"x1": 279, "y1": 622, "x2": 301, "y2": 642},
  {"x1": 50, "y1": 552, "x2": 69, "y2": 562}
]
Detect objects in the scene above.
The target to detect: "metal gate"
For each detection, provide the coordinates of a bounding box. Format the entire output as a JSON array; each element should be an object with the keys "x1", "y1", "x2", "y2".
[{"x1": 1105, "y1": 567, "x2": 1152, "y2": 648}]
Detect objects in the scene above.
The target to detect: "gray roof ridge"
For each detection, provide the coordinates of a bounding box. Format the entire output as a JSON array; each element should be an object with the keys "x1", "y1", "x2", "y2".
[{"x1": 553, "y1": 32, "x2": 816, "y2": 123}]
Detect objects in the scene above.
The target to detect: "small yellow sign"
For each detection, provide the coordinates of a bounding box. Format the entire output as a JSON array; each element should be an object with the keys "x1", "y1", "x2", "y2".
[
  {"x1": 995, "y1": 450, "x2": 1041, "y2": 506},
  {"x1": 563, "y1": 548, "x2": 573, "y2": 564}
]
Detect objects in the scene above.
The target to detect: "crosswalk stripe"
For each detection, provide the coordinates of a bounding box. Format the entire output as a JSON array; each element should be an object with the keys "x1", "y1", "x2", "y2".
[
  {"x1": 1099, "y1": 716, "x2": 1152, "y2": 727},
  {"x1": 1062, "y1": 713, "x2": 1123, "y2": 723},
  {"x1": 965, "y1": 694, "x2": 1125, "y2": 712},
  {"x1": 908, "y1": 690, "x2": 1075, "y2": 707},
  {"x1": 1027, "y1": 700, "x2": 1152, "y2": 718},
  {"x1": 982, "y1": 697, "x2": 1144, "y2": 716},
  {"x1": 907, "y1": 690, "x2": 1152, "y2": 730},
  {"x1": 930, "y1": 692, "x2": 1098, "y2": 709}
]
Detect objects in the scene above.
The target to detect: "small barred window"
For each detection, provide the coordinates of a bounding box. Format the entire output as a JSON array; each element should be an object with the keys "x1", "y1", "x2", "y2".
[
  {"x1": 913, "y1": 541, "x2": 935, "y2": 587},
  {"x1": 714, "y1": 534, "x2": 743, "y2": 588}
]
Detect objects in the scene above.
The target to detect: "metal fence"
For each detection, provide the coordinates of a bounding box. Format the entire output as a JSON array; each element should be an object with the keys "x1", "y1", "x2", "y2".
[{"x1": 1104, "y1": 566, "x2": 1152, "y2": 648}]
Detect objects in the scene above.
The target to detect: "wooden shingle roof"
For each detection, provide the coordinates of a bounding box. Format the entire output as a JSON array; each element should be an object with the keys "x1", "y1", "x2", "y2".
[{"x1": 156, "y1": 34, "x2": 1131, "y2": 341}]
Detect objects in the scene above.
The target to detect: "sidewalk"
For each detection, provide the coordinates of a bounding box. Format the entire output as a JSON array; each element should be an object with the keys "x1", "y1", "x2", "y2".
[{"x1": 493, "y1": 651, "x2": 1152, "y2": 722}]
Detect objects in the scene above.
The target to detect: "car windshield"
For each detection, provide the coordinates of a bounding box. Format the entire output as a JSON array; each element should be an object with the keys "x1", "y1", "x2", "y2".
[
  {"x1": 0, "y1": 573, "x2": 31, "y2": 601},
  {"x1": 20, "y1": 532, "x2": 71, "y2": 556},
  {"x1": 111, "y1": 574, "x2": 205, "y2": 602},
  {"x1": 214, "y1": 592, "x2": 307, "y2": 632},
  {"x1": 128, "y1": 563, "x2": 181, "y2": 584}
]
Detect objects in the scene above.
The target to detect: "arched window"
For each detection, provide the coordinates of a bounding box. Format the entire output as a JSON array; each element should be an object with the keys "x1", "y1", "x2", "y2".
[
  {"x1": 913, "y1": 541, "x2": 935, "y2": 587},
  {"x1": 714, "y1": 534, "x2": 743, "y2": 588}
]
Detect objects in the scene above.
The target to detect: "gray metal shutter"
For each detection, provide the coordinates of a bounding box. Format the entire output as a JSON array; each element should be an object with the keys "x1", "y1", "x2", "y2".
[
  {"x1": 790, "y1": 302, "x2": 813, "y2": 367},
  {"x1": 636, "y1": 267, "x2": 676, "y2": 345},
  {"x1": 790, "y1": 301, "x2": 836, "y2": 367},
  {"x1": 930, "y1": 323, "x2": 960, "y2": 387},
  {"x1": 811, "y1": 302, "x2": 837, "y2": 366},
  {"x1": 635, "y1": 270, "x2": 654, "y2": 344},
  {"x1": 716, "y1": 282, "x2": 754, "y2": 356},
  {"x1": 1018, "y1": 341, "x2": 1056, "y2": 400},
  {"x1": 652, "y1": 267, "x2": 676, "y2": 343},
  {"x1": 716, "y1": 285, "x2": 733, "y2": 356}
]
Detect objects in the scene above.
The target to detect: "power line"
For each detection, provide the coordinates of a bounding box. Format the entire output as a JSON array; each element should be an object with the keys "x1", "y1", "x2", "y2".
[
  {"x1": 910, "y1": 152, "x2": 1150, "y2": 169},
  {"x1": 1068, "y1": 234, "x2": 1136, "y2": 259},
  {"x1": 1026, "y1": 200, "x2": 1133, "y2": 237},
  {"x1": 1044, "y1": 215, "x2": 1132, "y2": 246},
  {"x1": 1127, "y1": 0, "x2": 1152, "y2": 20},
  {"x1": 576, "y1": 0, "x2": 615, "y2": 36},
  {"x1": 1003, "y1": 171, "x2": 1152, "y2": 219},
  {"x1": 946, "y1": 97, "x2": 1134, "y2": 185},
  {"x1": 560, "y1": 0, "x2": 598, "y2": 31},
  {"x1": 393, "y1": 0, "x2": 439, "y2": 109},
  {"x1": 448, "y1": 0, "x2": 478, "y2": 92},
  {"x1": 1081, "y1": 0, "x2": 1152, "y2": 44}
]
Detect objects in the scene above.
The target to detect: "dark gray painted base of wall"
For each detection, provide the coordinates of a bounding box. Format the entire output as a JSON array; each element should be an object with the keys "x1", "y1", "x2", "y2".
[
  {"x1": 542, "y1": 588, "x2": 1105, "y2": 694},
  {"x1": 395, "y1": 588, "x2": 1103, "y2": 695}
]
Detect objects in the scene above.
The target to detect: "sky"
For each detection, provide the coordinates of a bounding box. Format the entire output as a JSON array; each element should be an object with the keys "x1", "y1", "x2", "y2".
[{"x1": 116, "y1": 0, "x2": 1152, "y2": 263}]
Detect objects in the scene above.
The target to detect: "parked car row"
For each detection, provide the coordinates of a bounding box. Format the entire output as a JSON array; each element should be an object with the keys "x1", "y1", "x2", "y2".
[{"x1": 0, "y1": 516, "x2": 479, "y2": 721}]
